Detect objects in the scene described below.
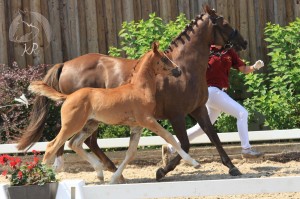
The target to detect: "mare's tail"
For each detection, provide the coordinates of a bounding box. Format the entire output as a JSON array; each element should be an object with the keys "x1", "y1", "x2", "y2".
[
  {"x1": 17, "y1": 63, "x2": 64, "y2": 151},
  {"x1": 29, "y1": 81, "x2": 68, "y2": 102}
]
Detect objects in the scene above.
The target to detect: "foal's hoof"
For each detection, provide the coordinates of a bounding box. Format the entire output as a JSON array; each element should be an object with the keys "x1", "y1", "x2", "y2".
[
  {"x1": 97, "y1": 176, "x2": 104, "y2": 183},
  {"x1": 156, "y1": 168, "x2": 166, "y2": 181},
  {"x1": 229, "y1": 167, "x2": 242, "y2": 176}
]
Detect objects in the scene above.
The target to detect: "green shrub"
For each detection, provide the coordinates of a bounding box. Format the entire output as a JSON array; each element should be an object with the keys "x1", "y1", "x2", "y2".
[
  {"x1": 109, "y1": 13, "x2": 189, "y2": 59},
  {"x1": 244, "y1": 18, "x2": 300, "y2": 129}
]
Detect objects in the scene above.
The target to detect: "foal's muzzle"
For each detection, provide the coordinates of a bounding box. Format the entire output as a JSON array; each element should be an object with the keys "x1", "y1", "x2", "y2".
[{"x1": 171, "y1": 67, "x2": 182, "y2": 77}]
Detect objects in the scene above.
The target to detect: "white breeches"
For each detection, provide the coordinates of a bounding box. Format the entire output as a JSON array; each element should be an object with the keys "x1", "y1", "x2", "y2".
[{"x1": 170, "y1": 86, "x2": 251, "y2": 152}]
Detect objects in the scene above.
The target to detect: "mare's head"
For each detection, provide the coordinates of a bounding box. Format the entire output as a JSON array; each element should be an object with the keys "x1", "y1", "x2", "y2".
[
  {"x1": 139, "y1": 42, "x2": 182, "y2": 77},
  {"x1": 204, "y1": 5, "x2": 248, "y2": 51}
]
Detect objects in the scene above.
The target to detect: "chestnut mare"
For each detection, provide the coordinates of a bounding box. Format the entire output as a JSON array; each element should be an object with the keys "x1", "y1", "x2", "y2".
[
  {"x1": 18, "y1": 6, "x2": 247, "y2": 181},
  {"x1": 29, "y1": 42, "x2": 199, "y2": 183}
]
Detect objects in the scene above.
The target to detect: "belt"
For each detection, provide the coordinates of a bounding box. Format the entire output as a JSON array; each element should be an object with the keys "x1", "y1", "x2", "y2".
[{"x1": 209, "y1": 86, "x2": 228, "y2": 92}]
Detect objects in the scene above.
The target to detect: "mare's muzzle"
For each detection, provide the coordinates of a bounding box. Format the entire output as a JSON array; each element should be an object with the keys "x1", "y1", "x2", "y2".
[{"x1": 171, "y1": 67, "x2": 182, "y2": 77}]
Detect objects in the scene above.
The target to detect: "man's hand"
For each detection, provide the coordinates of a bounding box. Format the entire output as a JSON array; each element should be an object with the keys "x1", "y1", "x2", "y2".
[{"x1": 253, "y1": 60, "x2": 264, "y2": 70}]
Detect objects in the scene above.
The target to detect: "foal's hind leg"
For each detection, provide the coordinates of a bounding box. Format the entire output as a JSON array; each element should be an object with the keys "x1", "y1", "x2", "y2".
[
  {"x1": 52, "y1": 145, "x2": 65, "y2": 172},
  {"x1": 43, "y1": 127, "x2": 77, "y2": 165},
  {"x1": 110, "y1": 126, "x2": 142, "y2": 184},
  {"x1": 141, "y1": 117, "x2": 199, "y2": 168},
  {"x1": 68, "y1": 120, "x2": 106, "y2": 183}
]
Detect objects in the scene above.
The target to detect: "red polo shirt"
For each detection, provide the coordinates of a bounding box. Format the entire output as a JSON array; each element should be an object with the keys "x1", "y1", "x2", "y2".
[{"x1": 206, "y1": 47, "x2": 245, "y2": 89}]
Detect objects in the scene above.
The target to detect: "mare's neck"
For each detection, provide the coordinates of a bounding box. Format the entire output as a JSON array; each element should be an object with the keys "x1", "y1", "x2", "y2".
[{"x1": 168, "y1": 15, "x2": 212, "y2": 75}]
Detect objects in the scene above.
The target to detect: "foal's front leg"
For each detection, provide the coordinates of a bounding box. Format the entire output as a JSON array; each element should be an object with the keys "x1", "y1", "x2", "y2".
[
  {"x1": 110, "y1": 126, "x2": 142, "y2": 184},
  {"x1": 142, "y1": 117, "x2": 200, "y2": 168}
]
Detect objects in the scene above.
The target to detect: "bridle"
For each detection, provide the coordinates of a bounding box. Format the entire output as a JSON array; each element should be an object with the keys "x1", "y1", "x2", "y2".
[{"x1": 210, "y1": 15, "x2": 239, "y2": 56}]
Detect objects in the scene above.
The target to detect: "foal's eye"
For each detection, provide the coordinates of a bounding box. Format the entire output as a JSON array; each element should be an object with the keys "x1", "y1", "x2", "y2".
[{"x1": 161, "y1": 57, "x2": 169, "y2": 64}]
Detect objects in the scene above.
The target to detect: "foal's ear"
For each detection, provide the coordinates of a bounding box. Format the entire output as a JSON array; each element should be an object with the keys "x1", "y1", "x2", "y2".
[{"x1": 152, "y1": 41, "x2": 159, "y2": 53}]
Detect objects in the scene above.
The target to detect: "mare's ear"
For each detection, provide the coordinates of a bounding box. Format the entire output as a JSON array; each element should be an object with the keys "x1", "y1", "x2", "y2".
[
  {"x1": 203, "y1": 5, "x2": 216, "y2": 16},
  {"x1": 152, "y1": 41, "x2": 159, "y2": 53}
]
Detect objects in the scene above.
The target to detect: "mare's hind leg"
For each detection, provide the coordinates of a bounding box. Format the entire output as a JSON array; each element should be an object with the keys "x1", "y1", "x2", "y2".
[
  {"x1": 110, "y1": 126, "x2": 142, "y2": 184},
  {"x1": 68, "y1": 120, "x2": 105, "y2": 183},
  {"x1": 191, "y1": 106, "x2": 241, "y2": 176},
  {"x1": 141, "y1": 117, "x2": 199, "y2": 168},
  {"x1": 85, "y1": 130, "x2": 117, "y2": 172},
  {"x1": 156, "y1": 115, "x2": 190, "y2": 181}
]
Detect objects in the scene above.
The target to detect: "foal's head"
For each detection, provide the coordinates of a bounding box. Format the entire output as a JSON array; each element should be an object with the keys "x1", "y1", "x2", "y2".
[
  {"x1": 204, "y1": 5, "x2": 248, "y2": 51},
  {"x1": 139, "y1": 42, "x2": 182, "y2": 78}
]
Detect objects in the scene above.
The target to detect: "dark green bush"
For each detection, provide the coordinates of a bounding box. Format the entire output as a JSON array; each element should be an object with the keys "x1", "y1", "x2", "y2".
[{"x1": 0, "y1": 63, "x2": 48, "y2": 143}]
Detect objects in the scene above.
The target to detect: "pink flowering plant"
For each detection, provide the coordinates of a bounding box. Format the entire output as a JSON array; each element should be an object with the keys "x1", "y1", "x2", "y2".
[{"x1": 0, "y1": 150, "x2": 57, "y2": 186}]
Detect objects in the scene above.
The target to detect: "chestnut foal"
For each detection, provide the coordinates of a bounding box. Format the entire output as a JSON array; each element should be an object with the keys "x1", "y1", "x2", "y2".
[{"x1": 29, "y1": 42, "x2": 199, "y2": 184}]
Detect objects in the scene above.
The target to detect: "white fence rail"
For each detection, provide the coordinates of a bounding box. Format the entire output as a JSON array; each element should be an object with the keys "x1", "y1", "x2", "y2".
[
  {"x1": 2, "y1": 176, "x2": 300, "y2": 199},
  {"x1": 1, "y1": 129, "x2": 300, "y2": 154},
  {"x1": 1, "y1": 129, "x2": 300, "y2": 199}
]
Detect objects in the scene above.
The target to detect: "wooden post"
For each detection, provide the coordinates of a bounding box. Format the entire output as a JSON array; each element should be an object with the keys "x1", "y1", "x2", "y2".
[
  {"x1": 96, "y1": 0, "x2": 108, "y2": 54},
  {"x1": 10, "y1": 0, "x2": 27, "y2": 67},
  {"x1": 141, "y1": 0, "x2": 152, "y2": 19},
  {"x1": 104, "y1": 0, "x2": 118, "y2": 48},
  {"x1": 178, "y1": 0, "x2": 190, "y2": 19},
  {"x1": 41, "y1": 0, "x2": 52, "y2": 64},
  {"x1": 247, "y1": 0, "x2": 258, "y2": 63},
  {"x1": 114, "y1": 0, "x2": 123, "y2": 47},
  {"x1": 48, "y1": 0, "x2": 63, "y2": 63},
  {"x1": 294, "y1": 0, "x2": 300, "y2": 18},
  {"x1": 77, "y1": 0, "x2": 87, "y2": 55},
  {"x1": 85, "y1": 0, "x2": 99, "y2": 53},
  {"x1": 67, "y1": 0, "x2": 80, "y2": 59},
  {"x1": 239, "y1": 0, "x2": 250, "y2": 61},
  {"x1": 226, "y1": 0, "x2": 237, "y2": 27},
  {"x1": 122, "y1": 0, "x2": 134, "y2": 22},
  {"x1": 30, "y1": 0, "x2": 45, "y2": 65},
  {"x1": 0, "y1": 0, "x2": 8, "y2": 64}
]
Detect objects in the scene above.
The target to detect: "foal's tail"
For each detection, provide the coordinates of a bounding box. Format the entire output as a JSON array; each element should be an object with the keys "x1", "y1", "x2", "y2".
[
  {"x1": 29, "y1": 81, "x2": 68, "y2": 102},
  {"x1": 17, "y1": 63, "x2": 64, "y2": 151}
]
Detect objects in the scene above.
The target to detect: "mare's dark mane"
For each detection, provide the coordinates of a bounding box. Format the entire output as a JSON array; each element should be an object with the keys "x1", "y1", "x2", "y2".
[{"x1": 164, "y1": 13, "x2": 205, "y2": 53}]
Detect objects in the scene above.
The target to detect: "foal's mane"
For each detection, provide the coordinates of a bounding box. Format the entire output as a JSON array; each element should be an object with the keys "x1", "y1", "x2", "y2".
[{"x1": 164, "y1": 13, "x2": 206, "y2": 53}]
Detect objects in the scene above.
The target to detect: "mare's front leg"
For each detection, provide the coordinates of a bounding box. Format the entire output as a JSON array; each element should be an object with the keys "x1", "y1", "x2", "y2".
[
  {"x1": 110, "y1": 126, "x2": 142, "y2": 184},
  {"x1": 190, "y1": 106, "x2": 242, "y2": 176},
  {"x1": 156, "y1": 115, "x2": 191, "y2": 181}
]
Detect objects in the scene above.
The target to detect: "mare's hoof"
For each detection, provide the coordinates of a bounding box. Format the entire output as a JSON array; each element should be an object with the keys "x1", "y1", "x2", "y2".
[
  {"x1": 156, "y1": 168, "x2": 166, "y2": 181},
  {"x1": 119, "y1": 175, "x2": 126, "y2": 184},
  {"x1": 229, "y1": 167, "x2": 242, "y2": 176},
  {"x1": 194, "y1": 163, "x2": 201, "y2": 169}
]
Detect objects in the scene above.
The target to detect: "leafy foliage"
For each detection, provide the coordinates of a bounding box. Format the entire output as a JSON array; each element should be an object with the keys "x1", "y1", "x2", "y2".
[
  {"x1": 109, "y1": 13, "x2": 189, "y2": 59},
  {"x1": 244, "y1": 18, "x2": 300, "y2": 129}
]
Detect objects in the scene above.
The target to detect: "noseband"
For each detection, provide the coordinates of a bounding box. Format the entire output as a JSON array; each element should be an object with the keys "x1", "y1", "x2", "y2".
[
  {"x1": 210, "y1": 16, "x2": 239, "y2": 52},
  {"x1": 162, "y1": 52, "x2": 181, "y2": 69}
]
